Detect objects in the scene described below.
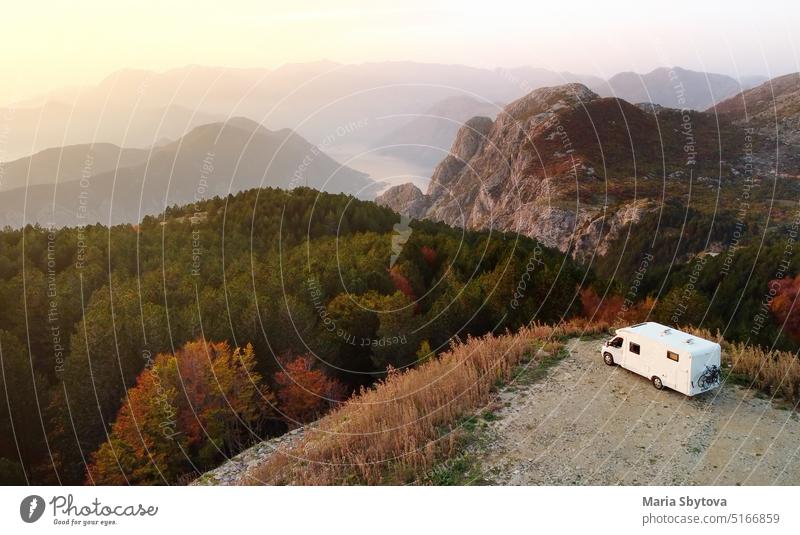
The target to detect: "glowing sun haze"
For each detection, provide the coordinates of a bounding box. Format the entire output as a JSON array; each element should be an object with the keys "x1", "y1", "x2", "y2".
[{"x1": 3, "y1": 0, "x2": 797, "y2": 104}]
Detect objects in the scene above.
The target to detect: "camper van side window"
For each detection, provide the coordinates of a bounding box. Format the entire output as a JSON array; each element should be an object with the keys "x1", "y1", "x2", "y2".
[
  {"x1": 666, "y1": 351, "x2": 679, "y2": 362},
  {"x1": 629, "y1": 342, "x2": 640, "y2": 355}
]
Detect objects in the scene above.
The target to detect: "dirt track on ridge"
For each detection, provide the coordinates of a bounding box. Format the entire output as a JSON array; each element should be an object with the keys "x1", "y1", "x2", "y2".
[{"x1": 478, "y1": 339, "x2": 800, "y2": 485}]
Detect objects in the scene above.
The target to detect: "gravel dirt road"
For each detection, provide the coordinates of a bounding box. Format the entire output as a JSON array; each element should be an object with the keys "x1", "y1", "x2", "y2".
[{"x1": 478, "y1": 338, "x2": 800, "y2": 485}]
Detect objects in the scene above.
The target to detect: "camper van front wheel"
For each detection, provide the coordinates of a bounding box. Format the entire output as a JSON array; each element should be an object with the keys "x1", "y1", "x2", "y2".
[
  {"x1": 652, "y1": 376, "x2": 664, "y2": 390},
  {"x1": 603, "y1": 352, "x2": 614, "y2": 366}
]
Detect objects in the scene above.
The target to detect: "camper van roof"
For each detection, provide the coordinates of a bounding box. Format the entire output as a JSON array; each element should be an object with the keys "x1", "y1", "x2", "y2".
[{"x1": 616, "y1": 322, "x2": 719, "y2": 352}]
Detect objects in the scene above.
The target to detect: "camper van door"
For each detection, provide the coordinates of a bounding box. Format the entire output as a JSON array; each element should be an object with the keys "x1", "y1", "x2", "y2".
[{"x1": 623, "y1": 337, "x2": 647, "y2": 377}]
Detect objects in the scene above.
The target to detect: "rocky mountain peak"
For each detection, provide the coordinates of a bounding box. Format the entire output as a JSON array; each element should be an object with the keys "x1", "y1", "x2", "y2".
[
  {"x1": 502, "y1": 83, "x2": 599, "y2": 123},
  {"x1": 376, "y1": 182, "x2": 429, "y2": 219}
]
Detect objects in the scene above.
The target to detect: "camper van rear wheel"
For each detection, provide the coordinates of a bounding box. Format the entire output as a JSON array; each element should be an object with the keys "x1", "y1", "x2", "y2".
[
  {"x1": 603, "y1": 352, "x2": 614, "y2": 366},
  {"x1": 652, "y1": 376, "x2": 664, "y2": 390}
]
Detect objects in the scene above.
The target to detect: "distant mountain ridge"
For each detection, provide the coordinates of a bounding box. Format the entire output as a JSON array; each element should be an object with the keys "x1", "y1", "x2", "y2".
[
  {"x1": 0, "y1": 62, "x2": 603, "y2": 162},
  {"x1": 1, "y1": 62, "x2": 766, "y2": 165},
  {"x1": 592, "y1": 66, "x2": 765, "y2": 110},
  {"x1": 0, "y1": 101, "x2": 223, "y2": 163},
  {"x1": 0, "y1": 118, "x2": 375, "y2": 227},
  {"x1": 376, "y1": 95, "x2": 502, "y2": 166},
  {"x1": 0, "y1": 143, "x2": 149, "y2": 191}
]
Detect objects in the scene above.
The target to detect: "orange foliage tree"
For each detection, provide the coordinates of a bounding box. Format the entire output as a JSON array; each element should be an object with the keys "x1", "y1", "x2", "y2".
[
  {"x1": 580, "y1": 286, "x2": 624, "y2": 324},
  {"x1": 769, "y1": 276, "x2": 800, "y2": 340},
  {"x1": 87, "y1": 339, "x2": 275, "y2": 485},
  {"x1": 274, "y1": 355, "x2": 345, "y2": 426},
  {"x1": 580, "y1": 286, "x2": 654, "y2": 326},
  {"x1": 620, "y1": 296, "x2": 657, "y2": 325}
]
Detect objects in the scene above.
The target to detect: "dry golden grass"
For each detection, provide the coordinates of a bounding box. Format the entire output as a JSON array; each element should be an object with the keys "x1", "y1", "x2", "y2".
[
  {"x1": 243, "y1": 320, "x2": 604, "y2": 485},
  {"x1": 686, "y1": 326, "x2": 800, "y2": 403},
  {"x1": 243, "y1": 319, "x2": 797, "y2": 485}
]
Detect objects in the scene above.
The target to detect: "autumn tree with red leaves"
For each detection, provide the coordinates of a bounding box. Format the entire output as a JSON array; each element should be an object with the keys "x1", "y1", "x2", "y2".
[
  {"x1": 769, "y1": 275, "x2": 800, "y2": 340},
  {"x1": 86, "y1": 339, "x2": 275, "y2": 485},
  {"x1": 388, "y1": 267, "x2": 416, "y2": 302},
  {"x1": 420, "y1": 246, "x2": 437, "y2": 266},
  {"x1": 274, "y1": 355, "x2": 345, "y2": 426}
]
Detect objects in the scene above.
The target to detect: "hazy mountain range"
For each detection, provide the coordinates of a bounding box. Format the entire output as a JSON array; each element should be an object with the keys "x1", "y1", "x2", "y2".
[
  {"x1": 0, "y1": 143, "x2": 149, "y2": 192},
  {"x1": 0, "y1": 62, "x2": 780, "y2": 229},
  {"x1": 0, "y1": 117, "x2": 373, "y2": 227},
  {"x1": 592, "y1": 66, "x2": 766, "y2": 110},
  {"x1": 376, "y1": 95, "x2": 503, "y2": 166},
  {"x1": 1, "y1": 62, "x2": 764, "y2": 162}
]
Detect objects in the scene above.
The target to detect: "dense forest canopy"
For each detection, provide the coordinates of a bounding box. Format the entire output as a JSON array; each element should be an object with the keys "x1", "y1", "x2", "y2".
[{"x1": 0, "y1": 187, "x2": 586, "y2": 484}]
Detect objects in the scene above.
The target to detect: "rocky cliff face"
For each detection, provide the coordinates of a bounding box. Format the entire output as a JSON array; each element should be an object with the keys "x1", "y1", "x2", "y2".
[
  {"x1": 377, "y1": 84, "x2": 666, "y2": 260},
  {"x1": 377, "y1": 78, "x2": 800, "y2": 263},
  {"x1": 712, "y1": 73, "x2": 800, "y2": 157},
  {"x1": 375, "y1": 182, "x2": 431, "y2": 219}
]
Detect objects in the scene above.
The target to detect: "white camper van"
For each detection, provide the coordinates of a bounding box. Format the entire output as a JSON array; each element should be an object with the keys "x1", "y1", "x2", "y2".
[{"x1": 600, "y1": 322, "x2": 721, "y2": 396}]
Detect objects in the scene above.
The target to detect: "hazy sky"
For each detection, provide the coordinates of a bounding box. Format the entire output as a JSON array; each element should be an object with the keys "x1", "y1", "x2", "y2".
[{"x1": 2, "y1": 0, "x2": 797, "y2": 103}]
